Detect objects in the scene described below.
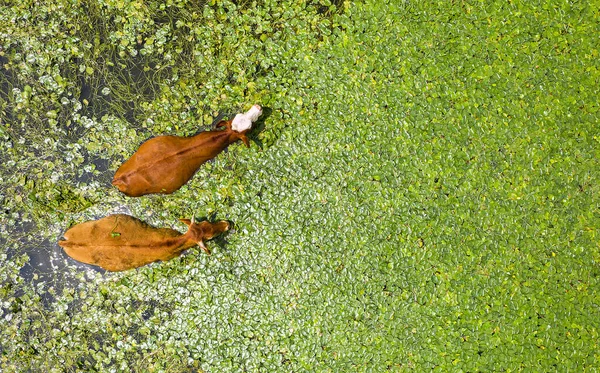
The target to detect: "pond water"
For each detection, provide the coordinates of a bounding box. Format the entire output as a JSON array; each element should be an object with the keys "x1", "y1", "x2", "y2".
[{"x1": 17, "y1": 238, "x2": 103, "y2": 305}]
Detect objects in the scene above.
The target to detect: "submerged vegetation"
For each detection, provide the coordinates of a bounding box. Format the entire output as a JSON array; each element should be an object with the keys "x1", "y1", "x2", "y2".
[{"x1": 1, "y1": 0, "x2": 599, "y2": 371}]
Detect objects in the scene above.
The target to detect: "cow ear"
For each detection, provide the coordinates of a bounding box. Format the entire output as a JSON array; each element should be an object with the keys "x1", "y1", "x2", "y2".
[
  {"x1": 215, "y1": 120, "x2": 231, "y2": 129},
  {"x1": 198, "y1": 240, "x2": 211, "y2": 255},
  {"x1": 179, "y1": 218, "x2": 192, "y2": 226},
  {"x1": 240, "y1": 134, "x2": 250, "y2": 147}
]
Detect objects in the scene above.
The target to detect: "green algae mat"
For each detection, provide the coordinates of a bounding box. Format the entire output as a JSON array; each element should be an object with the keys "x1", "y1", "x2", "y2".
[{"x1": 1, "y1": 0, "x2": 599, "y2": 371}]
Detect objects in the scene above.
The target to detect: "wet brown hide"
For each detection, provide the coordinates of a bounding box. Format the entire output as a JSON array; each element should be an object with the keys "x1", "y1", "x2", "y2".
[
  {"x1": 112, "y1": 121, "x2": 250, "y2": 197},
  {"x1": 58, "y1": 214, "x2": 230, "y2": 271}
]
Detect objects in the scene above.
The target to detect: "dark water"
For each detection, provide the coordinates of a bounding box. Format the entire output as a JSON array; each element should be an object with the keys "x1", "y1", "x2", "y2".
[
  {"x1": 2, "y1": 217, "x2": 105, "y2": 307},
  {"x1": 17, "y1": 238, "x2": 104, "y2": 304}
]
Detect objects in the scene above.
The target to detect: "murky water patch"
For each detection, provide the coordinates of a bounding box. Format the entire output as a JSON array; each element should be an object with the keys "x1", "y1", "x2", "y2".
[
  {"x1": 1, "y1": 202, "x2": 135, "y2": 306},
  {"x1": 16, "y1": 239, "x2": 102, "y2": 305}
]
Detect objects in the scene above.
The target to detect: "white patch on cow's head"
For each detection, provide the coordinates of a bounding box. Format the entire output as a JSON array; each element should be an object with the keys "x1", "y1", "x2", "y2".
[
  {"x1": 245, "y1": 104, "x2": 263, "y2": 122},
  {"x1": 231, "y1": 104, "x2": 263, "y2": 132}
]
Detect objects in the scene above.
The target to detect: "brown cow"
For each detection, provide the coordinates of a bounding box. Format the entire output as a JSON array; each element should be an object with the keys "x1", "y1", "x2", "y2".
[
  {"x1": 58, "y1": 214, "x2": 230, "y2": 271},
  {"x1": 112, "y1": 105, "x2": 263, "y2": 197}
]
